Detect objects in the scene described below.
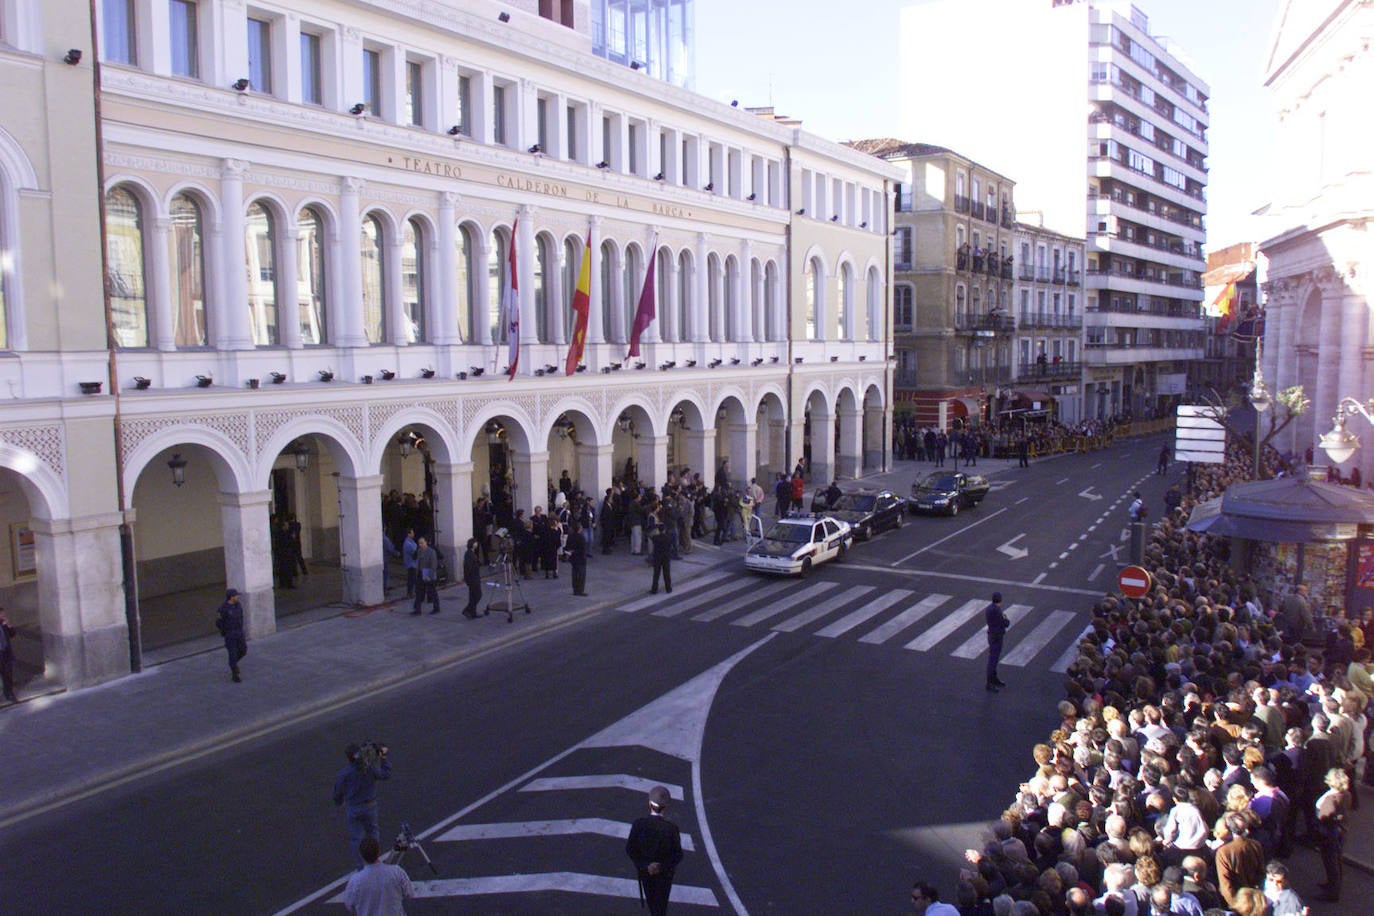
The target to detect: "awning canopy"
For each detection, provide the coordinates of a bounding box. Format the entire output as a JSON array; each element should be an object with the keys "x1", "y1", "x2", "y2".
[
  {"x1": 1010, "y1": 389, "x2": 1055, "y2": 405},
  {"x1": 1185, "y1": 475, "x2": 1374, "y2": 542}
]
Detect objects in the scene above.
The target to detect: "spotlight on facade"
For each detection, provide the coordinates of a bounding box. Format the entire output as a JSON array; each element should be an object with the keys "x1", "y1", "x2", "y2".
[
  {"x1": 831, "y1": 215, "x2": 839, "y2": 222},
  {"x1": 575, "y1": 364, "x2": 587, "y2": 373},
  {"x1": 469, "y1": 366, "x2": 485, "y2": 377},
  {"x1": 528, "y1": 144, "x2": 542, "y2": 154},
  {"x1": 79, "y1": 380, "x2": 102, "y2": 395},
  {"x1": 747, "y1": 193, "x2": 756, "y2": 201},
  {"x1": 195, "y1": 374, "x2": 214, "y2": 388},
  {"x1": 707, "y1": 358, "x2": 721, "y2": 368},
  {"x1": 448, "y1": 126, "x2": 463, "y2": 136},
  {"x1": 654, "y1": 172, "x2": 665, "y2": 181},
  {"x1": 830, "y1": 355, "x2": 839, "y2": 362},
  {"x1": 133, "y1": 376, "x2": 152, "y2": 390},
  {"x1": 379, "y1": 369, "x2": 396, "y2": 380},
  {"x1": 167, "y1": 453, "x2": 188, "y2": 487},
  {"x1": 685, "y1": 359, "x2": 698, "y2": 368},
  {"x1": 609, "y1": 362, "x2": 622, "y2": 371},
  {"x1": 730, "y1": 357, "x2": 741, "y2": 365},
  {"x1": 858, "y1": 355, "x2": 867, "y2": 361},
  {"x1": 350, "y1": 103, "x2": 366, "y2": 116},
  {"x1": 64, "y1": 49, "x2": 82, "y2": 65},
  {"x1": 269, "y1": 371, "x2": 287, "y2": 383},
  {"x1": 419, "y1": 367, "x2": 436, "y2": 378},
  {"x1": 751, "y1": 358, "x2": 764, "y2": 367},
  {"x1": 457, "y1": 371, "x2": 468, "y2": 380},
  {"x1": 795, "y1": 357, "x2": 804, "y2": 364},
  {"x1": 596, "y1": 160, "x2": 611, "y2": 169},
  {"x1": 318, "y1": 369, "x2": 335, "y2": 382},
  {"x1": 498, "y1": 11, "x2": 511, "y2": 22},
  {"x1": 730, "y1": 100, "x2": 739, "y2": 107},
  {"x1": 860, "y1": 221, "x2": 868, "y2": 228},
  {"x1": 770, "y1": 356, "x2": 780, "y2": 363},
  {"x1": 633, "y1": 361, "x2": 646, "y2": 370},
  {"x1": 796, "y1": 208, "x2": 805, "y2": 215},
  {"x1": 704, "y1": 182, "x2": 714, "y2": 192},
  {"x1": 630, "y1": 61, "x2": 641, "y2": 71},
  {"x1": 232, "y1": 78, "x2": 250, "y2": 92}
]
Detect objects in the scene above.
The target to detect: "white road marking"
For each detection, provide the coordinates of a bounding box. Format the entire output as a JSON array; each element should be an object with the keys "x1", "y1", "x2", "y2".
[
  {"x1": 733, "y1": 582, "x2": 837, "y2": 627},
  {"x1": 1001, "y1": 610, "x2": 1077, "y2": 666},
  {"x1": 692, "y1": 580, "x2": 793, "y2": 622},
  {"x1": 520, "y1": 775, "x2": 684, "y2": 799},
  {"x1": 891, "y1": 507, "x2": 1009, "y2": 565},
  {"x1": 1078, "y1": 486, "x2": 1103, "y2": 501},
  {"x1": 652, "y1": 580, "x2": 749, "y2": 618},
  {"x1": 905, "y1": 599, "x2": 985, "y2": 651},
  {"x1": 391, "y1": 874, "x2": 719, "y2": 907},
  {"x1": 773, "y1": 585, "x2": 873, "y2": 632},
  {"x1": 951, "y1": 604, "x2": 1032, "y2": 658},
  {"x1": 843, "y1": 563, "x2": 1101, "y2": 597},
  {"x1": 1099, "y1": 544, "x2": 1121, "y2": 562},
  {"x1": 1088, "y1": 564, "x2": 1104, "y2": 581},
  {"x1": 997, "y1": 534, "x2": 1029, "y2": 560},
  {"x1": 617, "y1": 571, "x2": 732, "y2": 612},
  {"x1": 858, "y1": 593, "x2": 949, "y2": 644},
  {"x1": 1056, "y1": 478, "x2": 1069, "y2": 485},
  {"x1": 1051, "y1": 634, "x2": 1087, "y2": 673},
  {"x1": 437, "y1": 818, "x2": 698, "y2": 851},
  {"x1": 816, "y1": 589, "x2": 915, "y2": 638},
  {"x1": 1091, "y1": 462, "x2": 1102, "y2": 470},
  {"x1": 1032, "y1": 573, "x2": 1047, "y2": 585},
  {"x1": 1015, "y1": 496, "x2": 1030, "y2": 505}
]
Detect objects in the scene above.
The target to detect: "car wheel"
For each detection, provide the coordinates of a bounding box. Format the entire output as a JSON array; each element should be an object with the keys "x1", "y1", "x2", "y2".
[
  {"x1": 948, "y1": 501, "x2": 959, "y2": 517},
  {"x1": 858, "y1": 524, "x2": 869, "y2": 541},
  {"x1": 838, "y1": 541, "x2": 848, "y2": 561},
  {"x1": 800, "y1": 557, "x2": 812, "y2": 578}
]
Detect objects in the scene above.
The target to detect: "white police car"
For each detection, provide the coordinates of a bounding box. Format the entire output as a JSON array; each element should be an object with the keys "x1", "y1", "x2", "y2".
[{"x1": 744, "y1": 513, "x2": 852, "y2": 577}]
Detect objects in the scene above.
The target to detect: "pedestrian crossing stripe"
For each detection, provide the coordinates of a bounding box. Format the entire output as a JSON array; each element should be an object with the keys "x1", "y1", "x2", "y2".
[
  {"x1": 693, "y1": 579, "x2": 794, "y2": 622},
  {"x1": 816, "y1": 589, "x2": 914, "y2": 638},
  {"x1": 652, "y1": 579, "x2": 750, "y2": 618},
  {"x1": 950, "y1": 604, "x2": 1032, "y2": 658},
  {"x1": 1001, "y1": 610, "x2": 1076, "y2": 667},
  {"x1": 904, "y1": 598, "x2": 985, "y2": 651},
  {"x1": 436, "y1": 818, "x2": 698, "y2": 852},
  {"x1": 616, "y1": 570, "x2": 733, "y2": 613},
  {"x1": 519, "y1": 774, "x2": 684, "y2": 800},
  {"x1": 772, "y1": 585, "x2": 872, "y2": 632},
  {"x1": 333, "y1": 873, "x2": 720, "y2": 908},
  {"x1": 857, "y1": 593, "x2": 947, "y2": 644},
  {"x1": 732, "y1": 581, "x2": 837, "y2": 627}
]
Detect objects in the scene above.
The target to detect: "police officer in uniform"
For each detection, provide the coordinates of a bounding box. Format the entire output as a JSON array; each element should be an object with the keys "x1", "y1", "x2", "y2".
[
  {"x1": 626, "y1": 785, "x2": 684, "y2": 916},
  {"x1": 985, "y1": 591, "x2": 1009, "y2": 692}
]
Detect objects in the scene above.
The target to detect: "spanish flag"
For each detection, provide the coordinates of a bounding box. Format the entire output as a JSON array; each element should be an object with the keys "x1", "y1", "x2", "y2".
[
  {"x1": 1212, "y1": 279, "x2": 1237, "y2": 333},
  {"x1": 564, "y1": 232, "x2": 592, "y2": 376}
]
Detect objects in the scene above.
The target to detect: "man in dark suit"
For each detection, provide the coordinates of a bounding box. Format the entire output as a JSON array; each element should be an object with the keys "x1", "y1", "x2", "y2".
[
  {"x1": 626, "y1": 785, "x2": 683, "y2": 916},
  {"x1": 462, "y1": 538, "x2": 482, "y2": 619},
  {"x1": 985, "y1": 591, "x2": 1009, "y2": 692}
]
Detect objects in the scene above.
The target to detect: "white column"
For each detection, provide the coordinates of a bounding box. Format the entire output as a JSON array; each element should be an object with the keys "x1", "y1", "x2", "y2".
[
  {"x1": 219, "y1": 490, "x2": 276, "y2": 638},
  {"x1": 335, "y1": 474, "x2": 384, "y2": 605},
  {"x1": 512, "y1": 450, "x2": 550, "y2": 516},
  {"x1": 587, "y1": 217, "x2": 604, "y2": 345},
  {"x1": 576, "y1": 442, "x2": 612, "y2": 502},
  {"x1": 149, "y1": 216, "x2": 176, "y2": 351},
  {"x1": 638, "y1": 435, "x2": 668, "y2": 490},
  {"x1": 864, "y1": 402, "x2": 887, "y2": 472},
  {"x1": 474, "y1": 229, "x2": 493, "y2": 345},
  {"x1": 693, "y1": 232, "x2": 709, "y2": 342},
  {"x1": 549, "y1": 92, "x2": 568, "y2": 159},
  {"x1": 385, "y1": 234, "x2": 406, "y2": 344},
  {"x1": 1314, "y1": 275, "x2": 1342, "y2": 454},
  {"x1": 430, "y1": 460, "x2": 471, "y2": 561},
  {"x1": 642, "y1": 232, "x2": 660, "y2": 344},
  {"x1": 738, "y1": 241, "x2": 754, "y2": 344},
  {"x1": 549, "y1": 232, "x2": 567, "y2": 346},
  {"x1": 663, "y1": 254, "x2": 680, "y2": 342},
  {"x1": 606, "y1": 244, "x2": 624, "y2": 346},
  {"x1": 837, "y1": 407, "x2": 863, "y2": 478},
  {"x1": 219, "y1": 160, "x2": 253, "y2": 349},
  {"x1": 279, "y1": 216, "x2": 303, "y2": 349},
  {"x1": 685, "y1": 429, "x2": 714, "y2": 481},
  {"x1": 31, "y1": 513, "x2": 129, "y2": 687},
  {"x1": 516, "y1": 207, "x2": 536, "y2": 370},
  {"x1": 434, "y1": 192, "x2": 459, "y2": 346},
  {"x1": 1337, "y1": 276, "x2": 1365, "y2": 413},
  {"x1": 336, "y1": 177, "x2": 368, "y2": 347}
]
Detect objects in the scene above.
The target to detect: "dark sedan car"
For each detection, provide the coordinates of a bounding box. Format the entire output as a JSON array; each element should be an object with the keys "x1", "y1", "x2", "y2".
[
  {"x1": 908, "y1": 472, "x2": 990, "y2": 516},
  {"x1": 811, "y1": 489, "x2": 905, "y2": 540}
]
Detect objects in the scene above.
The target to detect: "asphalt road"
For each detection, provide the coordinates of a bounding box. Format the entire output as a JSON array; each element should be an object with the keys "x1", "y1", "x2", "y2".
[{"x1": 6, "y1": 436, "x2": 1364, "y2": 914}]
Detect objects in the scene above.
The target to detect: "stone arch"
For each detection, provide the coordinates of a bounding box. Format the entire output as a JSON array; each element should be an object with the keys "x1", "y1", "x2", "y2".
[
  {"x1": 804, "y1": 384, "x2": 835, "y2": 483},
  {"x1": 711, "y1": 391, "x2": 751, "y2": 488},
  {"x1": 608, "y1": 394, "x2": 659, "y2": 488},
  {"x1": 862, "y1": 383, "x2": 887, "y2": 471},
  {"x1": 754, "y1": 387, "x2": 789, "y2": 482}
]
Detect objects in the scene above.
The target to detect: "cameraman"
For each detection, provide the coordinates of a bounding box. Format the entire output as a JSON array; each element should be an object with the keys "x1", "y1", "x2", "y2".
[{"x1": 333, "y1": 742, "x2": 392, "y2": 869}]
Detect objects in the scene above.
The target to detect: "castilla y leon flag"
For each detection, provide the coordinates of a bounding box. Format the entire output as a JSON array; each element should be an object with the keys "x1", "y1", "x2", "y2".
[
  {"x1": 503, "y1": 219, "x2": 520, "y2": 379},
  {"x1": 627, "y1": 234, "x2": 659, "y2": 358},
  {"x1": 564, "y1": 231, "x2": 592, "y2": 376},
  {"x1": 1212, "y1": 279, "x2": 1237, "y2": 333}
]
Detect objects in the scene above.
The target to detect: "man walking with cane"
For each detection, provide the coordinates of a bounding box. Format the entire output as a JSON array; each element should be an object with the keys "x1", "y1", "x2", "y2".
[{"x1": 626, "y1": 785, "x2": 683, "y2": 916}]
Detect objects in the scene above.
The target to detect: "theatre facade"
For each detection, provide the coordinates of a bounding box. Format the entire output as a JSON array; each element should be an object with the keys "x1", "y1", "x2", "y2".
[{"x1": 0, "y1": 0, "x2": 898, "y2": 689}]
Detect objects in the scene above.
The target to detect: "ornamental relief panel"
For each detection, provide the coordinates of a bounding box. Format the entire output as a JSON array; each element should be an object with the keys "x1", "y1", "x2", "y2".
[
  {"x1": 0, "y1": 425, "x2": 65, "y2": 480},
  {"x1": 120, "y1": 413, "x2": 251, "y2": 465}
]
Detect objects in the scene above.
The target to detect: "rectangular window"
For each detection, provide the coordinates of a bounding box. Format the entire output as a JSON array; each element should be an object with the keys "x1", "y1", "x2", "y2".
[
  {"x1": 247, "y1": 17, "x2": 272, "y2": 95},
  {"x1": 169, "y1": 0, "x2": 199, "y2": 78},
  {"x1": 627, "y1": 122, "x2": 639, "y2": 175},
  {"x1": 362, "y1": 48, "x2": 381, "y2": 115},
  {"x1": 566, "y1": 105, "x2": 578, "y2": 159},
  {"x1": 603, "y1": 115, "x2": 613, "y2": 166},
  {"x1": 894, "y1": 227, "x2": 913, "y2": 270},
  {"x1": 493, "y1": 84, "x2": 507, "y2": 145},
  {"x1": 456, "y1": 74, "x2": 471, "y2": 136},
  {"x1": 299, "y1": 32, "x2": 322, "y2": 105},
  {"x1": 103, "y1": 0, "x2": 136, "y2": 64},
  {"x1": 405, "y1": 60, "x2": 424, "y2": 127},
  {"x1": 536, "y1": 97, "x2": 549, "y2": 151},
  {"x1": 894, "y1": 285, "x2": 913, "y2": 330}
]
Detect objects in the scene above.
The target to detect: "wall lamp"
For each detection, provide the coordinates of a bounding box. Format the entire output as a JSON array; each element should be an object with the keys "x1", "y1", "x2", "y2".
[
  {"x1": 64, "y1": 49, "x2": 82, "y2": 65},
  {"x1": 269, "y1": 371, "x2": 287, "y2": 383},
  {"x1": 289, "y1": 440, "x2": 311, "y2": 472},
  {"x1": 318, "y1": 369, "x2": 335, "y2": 382},
  {"x1": 654, "y1": 172, "x2": 665, "y2": 181},
  {"x1": 448, "y1": 126, "x2": 463, "y2": 136},
  {"x1": 350, "y1": 103, "x2": 366, "y2": 116},
  {"x1": 133, "y1": 376, "x2": 152, "y2": 390},
  {"x1": 498, "y1": 11, "x2": 511, "y2": 22},
  {"x1": 528, "y1": 144, "x2": 543, "y2": 154},
  {"x1": 751, "y1": 358, "x2": 764, "y2": 367},
  {"x1": 1319, "y1": 397, "x2": 1374, "y2": 465},
  {"x1": 232, "y1": 78, "x2": 250, "y2": 92},
  {"x1": 596, "y1": 160, "x2": 611, "y2": 169},
  {"x1": 167, "y1": 453, "x2": 188, "y2": 487},
  {"x1": 469, "y1": 366, "x2": 485, "y2": 377}
]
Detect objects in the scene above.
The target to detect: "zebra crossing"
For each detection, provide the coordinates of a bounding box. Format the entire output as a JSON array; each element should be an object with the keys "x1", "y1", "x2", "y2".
[{"x1": 618, "y1": 576, "x2": 1083, "y2": 672}]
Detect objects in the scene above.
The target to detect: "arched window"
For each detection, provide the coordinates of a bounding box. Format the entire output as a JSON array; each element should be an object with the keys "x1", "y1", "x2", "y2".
[
  {"x1": 868, "y1": 267, "x2": 883, "y2": 341},
  {"x1": 245, "y1": 201, "x2": 279, "y2": 345},
  {"x1": 455, "y1": 223, "x2": 476, "y2": 343},
  {"x1": 533, "y1": 234, "x2": 549, "y2": 343},
  {"x1": 402, "y1": 218, "x2": 426, "y2": 343},
  {"x1": 167, "y1": 193, "x2": 206, "y2": 347},
  {"x1": 489, "y1": 228, "x2": 508, "y2": 343},
  {"x1": 676, "y1": 251, "x2": 692, "y2": 343},
  {"x1": 106, "y1": 186, "x2": 148, "y2": 347},
  {"x1": 296, "y1": 207, "x2": 327, "y2": 345},
  {"x1": 361, "y1": 214, "x2": 385, "y2": 343},
  {"x1": 805, "y1": 257, "x2": 821, "y2": 341},
  {"x1": 837, "y1": 263, "x2": 851, "y2": 340},
  {"x1": 622, "y1": 245, "x2": 641, "y2": 344}
]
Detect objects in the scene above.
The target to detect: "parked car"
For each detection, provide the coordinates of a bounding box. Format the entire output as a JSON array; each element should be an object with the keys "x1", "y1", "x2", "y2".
[
  {"x1": 744, "y1": 514, "x2": 852, "y2": 577},
  {"x1": 811, "y1": 489, "x2": 905, "y2": 540},
  {"x1": 908, "y1": 472, "x2": 991, "y2": 516}
]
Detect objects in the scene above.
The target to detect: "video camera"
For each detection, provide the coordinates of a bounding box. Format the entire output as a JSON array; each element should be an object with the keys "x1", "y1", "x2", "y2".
[{"x1": 347, "y1": 739, "x2": 388, "y2": 770}]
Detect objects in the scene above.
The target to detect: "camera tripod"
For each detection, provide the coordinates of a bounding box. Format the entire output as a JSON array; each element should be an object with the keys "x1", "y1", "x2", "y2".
[
  {"x1": 385, "y1": 821, "x2": 438, "y2": 875},
  {"x1": 484, "y1": 553, "x2": 531, "y2": 623}
]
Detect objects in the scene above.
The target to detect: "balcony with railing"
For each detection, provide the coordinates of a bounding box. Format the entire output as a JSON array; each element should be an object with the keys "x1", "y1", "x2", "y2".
[
  {"x1": 1067, "y1": 269, "x2": 1081, "y2": 286},
  {"x1": 1019, "y1": 265, "x2": 1036, "y2": 282},
  {"x1": 1019, "y1": 358, "x2": 1082, "y2": 380},
  {"x1": 1052, "y1": 266, "x2": 1067, "y2": 284},
  {"x1": 1018, "y1": 310, "x2": 1083, "y2": 329},
  {"x1": 1001, "y1": 207, "x2": 1014, "y2": 229},
  {"x1": 954, "y1": 312, "x2": 1015, "y2": 333},
  {"x1": 972, "y1": 201, "x2": 986, "y2": 221},
  {"x1": 954, "y1": 194, "x2": 971, "y2": 215},
  {"x1": 1085, "y1": 266, "x2": 1203, "y2": 292}
]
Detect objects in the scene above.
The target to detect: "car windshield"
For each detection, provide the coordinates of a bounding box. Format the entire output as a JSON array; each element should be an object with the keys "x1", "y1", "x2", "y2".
[
  {"x1": 764, "y1": 523, "x2": 813, "y2": 543},
  {"x1": 920, "y1": 475, "x2": 958, "y2": 490},
  {"x1": 832, "y1": 494, "x2": 876, "y2": 511}
]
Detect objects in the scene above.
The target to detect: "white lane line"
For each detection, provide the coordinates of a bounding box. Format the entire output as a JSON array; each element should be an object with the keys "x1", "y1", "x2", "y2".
[
  {"x1": 842, "y1": 563, "x2": 1100, "y2": 597},
  {"x1": 1088, "y1": 564, "x2": 1104, "y2": 581},
  {"x1": 951, "y1": 604, "x2": 1033, "y2": 658},
  {"x1": 693, "y1": 580, "x2": 793, "y2": 622},
  {"x1": 652, "y1": 580, "x2": 748, "y2": 618},
  {"x1": 393, "y1": 873, "x2": 719, "y2": 907},
  {"x1": 817, "y1": 589, "x2": 914, "y2": 638},
  {"x1": 1051, "y1": 633, "x2": 1088, "y2": 673},
  {"x1": 1016, "y1": 496, "x2": 1030, "y2": 505},
  {"x1": 858, "y1": 593, "x2": 950, "y2": 644},
  {"x1": 905, "y1": 598, "x2": 985, "y2": 652},
  {"x1": 1091, "y1": 462, "x2": 1102, "y2": 469},
  {"x1": 618, "y1": 571, "x2": 732, "y2": 612},
  {"x1": 1001, "y1": 610, "x2": 1077, "y2": 667},
  {"x1": 1059, "y1": 553, "x2": 1070, "y2": 560},
  {"x1": 772, "y1": 585, "x2": 873, "y2": 633},
  {"x1": 437, "y1": 818, "x2": 697, "y2": 852},
  {"x1": 1056, "y1": 478, "x2": 1069, "y2": 485},
  {"x1": 1032, "y1": 573, "x2": 1047, "y2": 585},
  {"x1": 520, "y1": 775, "x2": 684, "y2": 799},
  {"x1": 733, "y1": 582, "x2": 837, "y2": 627},
  {"x1": 891, "y1": 507, "x2": 1009, "y2": 566}
]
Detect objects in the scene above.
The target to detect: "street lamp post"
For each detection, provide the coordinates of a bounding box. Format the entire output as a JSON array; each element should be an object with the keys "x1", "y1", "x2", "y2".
[
  {"x1": 1318, "y1": 397, "x2": 1374, "y2": 466},
  {"x1": 1247, "y1": 340, "x2": 1271, "y2": 480}
]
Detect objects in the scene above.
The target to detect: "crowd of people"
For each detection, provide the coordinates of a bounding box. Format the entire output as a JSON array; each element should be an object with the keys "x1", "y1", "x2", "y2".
[{"x1": 921, "y1": 441, "x2": 1372, "y2": 915}]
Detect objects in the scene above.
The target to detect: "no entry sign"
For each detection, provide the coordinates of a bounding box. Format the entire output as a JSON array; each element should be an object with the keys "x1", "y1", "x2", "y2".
[{"x1": 1118, "y1": 565, "x2": 1153, "y2": 598}]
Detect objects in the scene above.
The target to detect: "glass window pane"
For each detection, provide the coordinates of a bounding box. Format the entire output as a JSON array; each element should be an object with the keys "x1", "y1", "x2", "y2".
[
  {"x1": 363, "y1": 49, "x2": 381, "y2": 115},
  {"x1": 168, "y1": 194, "x2": 206, "y2": 347},
  {"x1": 533, "y1": 236, "x2": 547, "y2": 343},
  {"x1": 805, "y1": 260, "x2": 817, "y2": 341},
  {"x1": 106, "y1": 187, "x2": 148, "y2": 348},
  {"x1": 247, "y1": 17, "x2": 272, "y2": 94},
  {"x1": 454, "y1": 225, "x2": 472, "y2": 343},
  {"x1": 488, "y1": 230, "x2": 506, "y2": 343},
  {"x1": 300, "y1": 33, "x2": 321, "y2": 105},
  {"x1": 406, "y1": 61, "x2": 423, "y2": 127},
  {"x1": 297, "y1": 208, "x2": 327, "y2": 345},
  {"x1": 169, "y1": 0, "x2": 198, "y2": 78},
  {"x1": 402, "y1": 219, "x2": 424, "y2": 342},
  {"x1": 102, "y1": 0, "x2": 136, "y2": 64},
  {"x1": 361, "y1": 215, "x2": 385, "y2": 343},
  {"x1": 244, "y1": 202, "x2": 278, "y2": 345}
]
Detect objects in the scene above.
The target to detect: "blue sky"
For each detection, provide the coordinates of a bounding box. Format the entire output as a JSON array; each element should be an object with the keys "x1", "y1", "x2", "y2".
[{"x1": 693, "y1": 0, "x2": 1283, "y2": 245}]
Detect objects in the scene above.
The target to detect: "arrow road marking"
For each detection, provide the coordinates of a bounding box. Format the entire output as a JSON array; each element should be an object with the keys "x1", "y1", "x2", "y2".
[
  {"x1": 1078, "y1": 486, "x2": 1103, "y2": 501},
  {"x1": 997, "y1": 533, "x2": 1029, "y2": 560}
]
